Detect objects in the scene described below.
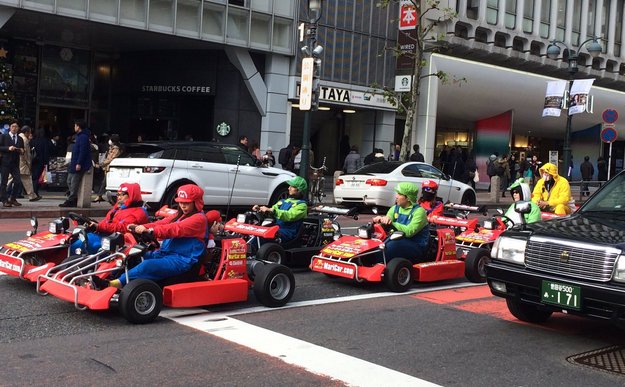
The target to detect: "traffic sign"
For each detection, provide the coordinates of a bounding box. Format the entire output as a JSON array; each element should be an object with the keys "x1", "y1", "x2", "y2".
[
  {"x1": 602, "y1": 109, "x2": 618, "y2": 124},
  {"x1": 299, "y1": 57, "x2": 314, "y2": 111},
  {"x1": 399, "y1": 0, "x2": 418, "y2": 30},
  {"x1": 601, "y1": 126, "x2": 618, "y2": 143}
]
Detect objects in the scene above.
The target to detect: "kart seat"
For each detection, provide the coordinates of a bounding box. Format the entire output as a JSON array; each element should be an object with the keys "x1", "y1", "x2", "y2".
[
  {"x1": 281, "y1": 218, "x2": 319, "y2": 249},
  {"x1": 158, "y1": 249, "x2": 208, "y2": 287}
]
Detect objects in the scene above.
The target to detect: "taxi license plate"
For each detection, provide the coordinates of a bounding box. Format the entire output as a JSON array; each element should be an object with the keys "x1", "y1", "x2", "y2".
[{"x1": 541, "y1": 280, "x2": 581, "y2": 310}]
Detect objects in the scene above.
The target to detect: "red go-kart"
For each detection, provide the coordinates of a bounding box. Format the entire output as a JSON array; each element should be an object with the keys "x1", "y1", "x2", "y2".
[
  {"x1": 310, "y1": 221, "x2": 482, "y2": 292},
  {"x1": 37, "y1": 225, "x2": 295, "y2": 324}
]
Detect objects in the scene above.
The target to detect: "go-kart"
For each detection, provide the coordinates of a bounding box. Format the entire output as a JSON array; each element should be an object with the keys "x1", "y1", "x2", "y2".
[
  {"x1": 310, "y1": 221, "x2": 482, "y2": 293},
  {"x1": 36, "y1": 223, "x2": 295, "y2": 324},
  {"x1": 224, "y1": 205, "x2": 358, "y2": 267},
  {"x1": 0, "y1": 212, "x2": 97, "y2": 282}
]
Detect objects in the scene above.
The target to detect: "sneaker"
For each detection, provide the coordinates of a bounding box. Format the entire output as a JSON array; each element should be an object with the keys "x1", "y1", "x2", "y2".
[
  {"x1": 2, "y1": 201, "x2": 12, "y2": 208},
  {"x1": 10, "y1": 199, "x2": 22, "y2": 207}
]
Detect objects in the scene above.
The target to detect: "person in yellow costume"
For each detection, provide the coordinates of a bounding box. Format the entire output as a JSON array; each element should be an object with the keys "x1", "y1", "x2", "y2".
[{"x1": 531, "y1": 162, "x2": 572, "y2": 215}]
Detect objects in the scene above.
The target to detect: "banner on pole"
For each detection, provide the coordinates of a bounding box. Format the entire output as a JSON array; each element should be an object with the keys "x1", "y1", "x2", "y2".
[
  {"x1": 543, "y1": 80, "x2": 567, "y2": 117},
  {"x1": 568, "y1": 79, "x2": 595, "y2": 115}
]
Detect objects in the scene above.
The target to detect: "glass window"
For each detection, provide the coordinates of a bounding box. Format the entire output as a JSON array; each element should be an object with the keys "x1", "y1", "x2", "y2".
[
  {"x1": 23, "y1": 0, "x2": 54, "y2": 9},
  {"x1": 523, "y1": 0, "x2": 533, "y2": 32},
  {"x1": 121, "y1": 0, "x2": 146, "y2": 25},
  {"x1": 176, "y1": 0, "x2": 201, "y2": 34},
  {"x1": 486, "y1": 0, "x2": 498, "y2": 25},
  {"x1": 226, "y1": 6, "x2": 249, "y2": 42},
  {"x1": 615, "y1": 0, "x2": 623, "y2": 57},
  {"x1": 354, "y1": 0, "x2": 371, "y2": 33},
  {"x1": 162, "y1": 148, "x2": 188, "y2": 160},
  {"x1": 250, "y1": 0, "x2": 270, "y2": 13},
  {"x1": 189, "y1": 146, "x2": 225, "y2": 163},
  {"x1": 600, "y1": 0, "x2": 608, "y2": 53},
  {"x1": 417, "y1": 164, "x2": 445, "y2": 179},
  {"x1": 273, "y1": 1, "x2": 293, "y2": 17},
  {"x1": 149, "y1": 0, "x2": 174, "y2": 30},
  {"x1": 222, "y1": 146, "x2": 255, "y2": 165},
  {"x1": 337, "y1": 0, "x2": 354, "y2": 30},
  {"x1": 92, "y1": 54, "x2": 111, "y2": 110},
  {"x1": 58, "y1": 0, "x2": 86, "y2": 12},
  {"x1": 251, "y1": 12, "x2": 271, "y2": 48},
  {"x1": 505, "y1": 0, "x2": 517, "y2": 29},
  {"x1": 540, "y1": 0, "x2": 550, "y2": 38},
  {"x1": 90, "y1": 0, "x2": 117, "y2": 19},
  {"x1": 202, "y1": 2, "x2": 225, "y2": 38},
  {"x1": 40, "y1": 46, "x2": 90, "y2": 107},
  {"x1": 587, "y1": 0, "x2": 596, "y2": 37},
  {"x1": 273, "y1": 17, "x2": 292, "y2": 51},
  {"x1": 401, "y1": 164, "x2": 422, "y2": 178}
]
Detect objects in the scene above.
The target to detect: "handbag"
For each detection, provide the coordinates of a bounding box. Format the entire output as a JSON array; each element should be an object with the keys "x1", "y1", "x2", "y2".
[{"x1": 473, "y1": 170, "x2": 480, "y2": 182}]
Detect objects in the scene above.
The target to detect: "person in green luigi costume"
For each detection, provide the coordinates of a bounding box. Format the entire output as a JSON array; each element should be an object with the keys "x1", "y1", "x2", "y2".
[
  {"x1": 505, "y1": 178, "x2": 541, "y2": 224},
  {"x1": 372, "y1": 182, "x2": 430, "y2": 263},
  {"x1": 252, "y1": 176, "x2": 309, "y2": 242}
]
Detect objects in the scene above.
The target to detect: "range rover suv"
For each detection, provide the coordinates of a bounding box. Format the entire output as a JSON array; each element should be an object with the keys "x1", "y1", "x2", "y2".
[
  {"x1": 106, "y1": 142, "x2": 296, "y2": 209},
  {"x1": 487, "y1": 171, "x2": 625, "y2": 324}
]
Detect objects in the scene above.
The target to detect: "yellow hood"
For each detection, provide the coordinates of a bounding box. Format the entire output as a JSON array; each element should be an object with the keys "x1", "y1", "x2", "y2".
[{"x1": 538, "y1": 162, "x2": 559, "y2": 178}]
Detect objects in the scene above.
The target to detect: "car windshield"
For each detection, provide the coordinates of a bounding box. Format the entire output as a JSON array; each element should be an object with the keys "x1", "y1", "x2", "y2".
[
  {"x1": 579, "y1": 172, "x2": 625, "y2": 213},
  {"x1": 352, "y1": 161, "x2": 402, "y2": 174}
]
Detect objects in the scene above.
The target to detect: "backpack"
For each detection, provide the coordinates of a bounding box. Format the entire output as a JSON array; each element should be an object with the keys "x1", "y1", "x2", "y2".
[
  {"x1": 278, "y1": 147, "x2": 290, "y2": 166},
  {"x1": 487, "y1": 161, "x2": 497, "y2": 177}
]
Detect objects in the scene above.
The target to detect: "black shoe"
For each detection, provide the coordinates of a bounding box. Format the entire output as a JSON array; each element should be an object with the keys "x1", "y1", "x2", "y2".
[
  {"x1": 2, "y1": 201, "x2": 12, "y2": 208},
  {"x1": 91, "y1": 275, "x2": 109, "y2": 290},
  {"x1": 10, "y1": 199, "x2": 22, "y2": 207},
  {"x1": 59, "y1": 201, "x2": 76, "y2": 208},
  {"x1": 29, "y1": 195, "x2": 42, "y2": 202}
]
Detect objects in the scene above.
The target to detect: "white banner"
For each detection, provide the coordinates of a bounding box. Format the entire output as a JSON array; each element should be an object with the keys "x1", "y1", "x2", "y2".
[
  {"x1": 543, "y1": 80, "x2": 567, "y2": 117},
  {"x1": 568, "y1": 79, "x2": 595, "y2": 115}
]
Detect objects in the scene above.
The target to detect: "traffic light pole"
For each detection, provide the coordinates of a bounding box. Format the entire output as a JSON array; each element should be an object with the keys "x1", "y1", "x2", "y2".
[{"x1": 299, "y1": 23, "x2": 319, "y2": 197}]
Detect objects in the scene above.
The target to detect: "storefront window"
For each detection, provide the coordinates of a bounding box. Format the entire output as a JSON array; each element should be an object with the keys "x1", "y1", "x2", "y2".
[{"x1": 39, "y1": 46, "x2": 90, "y2": 107}]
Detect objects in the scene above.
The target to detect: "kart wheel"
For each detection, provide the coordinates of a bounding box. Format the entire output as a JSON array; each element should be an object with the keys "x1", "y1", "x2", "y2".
[
  {"x1": 119, "y1": 279, "x2": 163, "y2": 324},
  {"x1": 506, "y1": 299, "x2": 552, "y2": 323},
  {"x1": 256, "y1": 243, "x2": 286, "y2": 265},
  {"x1": 384, "y1": 258, "x2": 413, "y2": 293},
  {"x1": 253, "y1": 264, "x2": 295, "y2": 307},
  {"x1": 464, "y1": 248, "x2": 490, "y2": 283}
]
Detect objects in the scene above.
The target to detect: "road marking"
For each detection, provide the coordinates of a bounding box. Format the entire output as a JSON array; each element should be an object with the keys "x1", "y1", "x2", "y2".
[{"x1": 168, "y1": 312, "x2": 440, "y2": 387}]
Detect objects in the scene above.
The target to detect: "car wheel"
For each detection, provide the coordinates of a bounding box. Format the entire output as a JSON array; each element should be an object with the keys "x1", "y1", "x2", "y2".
[
  {"x1": 464, "y1": 248, "x2": 490, "y2": 283},
  {"x1": 256, "y1": 243, "x2": 286, "y2": 265},
  {"x1": 119, "y1": 279, "x2": 163, "y2": 324},
  {"x1": 270, "y1": 185, "x2": 290, "y2": 205},
  {"x1": 506, "y1": 298, "x2": 552, "y2": 323},
  {"x1": 383, "y1": 258, "x2": 413, "y2": 292},
  {"x1": 461, "y1": 190, "x2": 477, "y2": 206},
  {"x1": 253, "y1": 264, "x2": 295, "y2": 307},
  {"x1": 161, "y1": 182, "x2": 188, "y2": 208}
]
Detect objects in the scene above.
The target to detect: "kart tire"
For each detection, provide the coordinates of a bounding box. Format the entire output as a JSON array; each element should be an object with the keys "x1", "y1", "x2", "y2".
[
  {"x1": 256, "y1": 243, "x2": 286, "y2": 265},
  {"x1": 119, "y1": 279, "x2": 163, "y2": 324},
  {"x1": 253, "y1": 263, "x2": 295, "y2": 307},
  {"x1": 383, "y1": 258, "x2": 413, "y2": 293},
  {"x1": 464, "y1": 248, "x2": 490, "y2": 283},
  {"x1": 506, "y1": 299, "x2": 552, "y2": 323}
]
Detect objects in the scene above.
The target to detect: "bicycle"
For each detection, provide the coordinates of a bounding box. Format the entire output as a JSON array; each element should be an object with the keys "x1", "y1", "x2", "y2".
[{"x1": 309, "y1": 157, "x2": 327, "y2": 205}]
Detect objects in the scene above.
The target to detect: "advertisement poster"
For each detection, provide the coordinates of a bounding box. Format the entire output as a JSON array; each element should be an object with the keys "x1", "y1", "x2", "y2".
[
  {"x1": 542, "y1": 80, "x2": 567, "y2": 117},
  {"x1": 568, "y1": 79, "x2": 595, "y2": 115}
]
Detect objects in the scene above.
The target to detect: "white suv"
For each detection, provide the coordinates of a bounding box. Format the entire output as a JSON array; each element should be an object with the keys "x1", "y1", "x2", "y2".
[{"x1": 106, "y1": 142, "x2": 296, "y2": 208}]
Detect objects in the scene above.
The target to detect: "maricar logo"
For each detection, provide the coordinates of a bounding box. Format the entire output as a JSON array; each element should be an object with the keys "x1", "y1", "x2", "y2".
[{"x1": 178, "y1": 190, "x2": 189, "y2": 199}]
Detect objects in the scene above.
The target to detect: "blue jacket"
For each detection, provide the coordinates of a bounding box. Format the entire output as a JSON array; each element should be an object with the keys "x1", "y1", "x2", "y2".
[{"x1": 69, "y1": 129, "x2": 92, "y2": 174}]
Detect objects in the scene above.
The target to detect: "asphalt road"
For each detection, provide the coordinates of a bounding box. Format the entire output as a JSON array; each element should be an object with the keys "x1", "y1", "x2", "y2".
[{"x1": 1, "y1": 216, "x2": 624, "y2": 386}]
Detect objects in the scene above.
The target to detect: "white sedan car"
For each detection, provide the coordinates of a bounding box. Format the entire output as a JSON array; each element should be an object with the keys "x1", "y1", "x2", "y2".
[
  {"x1": 106, "y1": 142, "x2": 296, "y2": 208},
  {"x1": 334, "y1": 161, "x2": 476, "y2": 209}
]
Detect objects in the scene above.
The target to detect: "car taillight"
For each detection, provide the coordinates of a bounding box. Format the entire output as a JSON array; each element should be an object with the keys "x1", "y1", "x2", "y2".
[
  {"x1": 366, "y1": 179, "x2": 387, "y2": 186},
  {"x1": 335, "y1": 179, "x2": 344, "y2": 186},
  {"x1": 143, "y1": 166, "x2": 165, "y2": 173}
]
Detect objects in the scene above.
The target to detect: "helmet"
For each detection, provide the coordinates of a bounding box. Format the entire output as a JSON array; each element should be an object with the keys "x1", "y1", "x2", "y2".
[
  {"x1": 287, "y1": 176, "x2": 308, "y2": 192},
  {"x1": 421, "y1": 180, "x2": 438, "y2": 193},
  {"x1": 394, "y1": 182, "x2": 419, "y2": 202},
  {"x1": 175, "y1": 184, "x2": 204, "y2": 211}
]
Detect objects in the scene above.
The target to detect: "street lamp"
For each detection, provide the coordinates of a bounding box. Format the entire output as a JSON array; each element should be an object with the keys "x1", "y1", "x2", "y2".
[
  {"x1": 299, "y1": 0, "x2": 323, "y2": 196},
  {"x1": 546, "y1": 37, "x2": 602, "y2": 178}
]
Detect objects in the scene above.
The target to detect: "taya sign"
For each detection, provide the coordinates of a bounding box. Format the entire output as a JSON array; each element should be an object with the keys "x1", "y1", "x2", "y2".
[{"x1": 141, "y1": 85, "x2": 213, "y2": 94}]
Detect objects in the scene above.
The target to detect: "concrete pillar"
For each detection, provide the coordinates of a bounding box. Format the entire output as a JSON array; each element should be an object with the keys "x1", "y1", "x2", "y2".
[
  {"x1": 77, "y1": 169, "x2": 93, "y2": 208},
  {"x1": 490, "y1": 175, "x2": 501, "y2": 203},
  {"x1": 413, "y1": 52, "x2": 439, "y2": 164},
  {"x1": 261, "y1": 54, "x2": 290, "y2": 152}
]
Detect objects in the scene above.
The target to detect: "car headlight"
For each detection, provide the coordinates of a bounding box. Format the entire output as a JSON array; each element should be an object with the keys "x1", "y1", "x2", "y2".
[
  {"x1": 491, "y1": 236, "x2": 527, "y2": 265},
  {"x1": 614, "y1": 255, "x2": 625, "y2": 282}
]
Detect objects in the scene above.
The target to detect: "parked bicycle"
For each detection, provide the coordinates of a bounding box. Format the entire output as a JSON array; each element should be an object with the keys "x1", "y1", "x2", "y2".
[{"x1": 309, "y1": 157, "x2": 327, "y2": 205}]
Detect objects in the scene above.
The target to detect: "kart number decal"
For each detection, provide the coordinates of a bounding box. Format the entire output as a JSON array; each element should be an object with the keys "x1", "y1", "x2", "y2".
[{"x1": 0, "y1": 258, "x2": 20, "y2": 273}]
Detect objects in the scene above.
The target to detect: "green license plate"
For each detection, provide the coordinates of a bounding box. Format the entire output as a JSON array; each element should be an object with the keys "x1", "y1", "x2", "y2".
[{"x1": 541, "y1": 280, "x2": 581, "y2": 310}]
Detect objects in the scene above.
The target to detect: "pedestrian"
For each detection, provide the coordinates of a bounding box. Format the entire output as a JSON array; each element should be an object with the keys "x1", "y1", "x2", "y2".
[
  {"x1": 278, "y1": 144, "x2": 293, "y2": 170},
  {"x1": 0, "y1": 120, "x2": 25, "y2": 207},
  {"x1": 580, "y1": 155, "x2": 594, "y2": 197},
  {"x1": 30, "y1": 128, "x2": 52, "y2": 199},
  {"x1": 374, "y1": 148, "x2": 385, "y2": 163},
  {"x1": 93, "y1": 134, "x2": 123, "y2": 202},
  {"x1": 363, "y1": 148, "x2": 377, "y2": 165},
  {"x1": 59, "y1": 120, "x2": 92, "y2": 207},
  {"x1": 409, "y1": 144, "x2": 424, "y2": 162},
  {"x1": 288, "y1": 145, "x2": 300, "y2": 173},
  {"x1": 250, "y1": 142, "x2": 261, "y2": 160},
  {"x1": 465, "y1": 153, "x2": 477, "y2": 189},
  {"x1": 50, "y1": 132, "x2": 65, "y2": 158},
  {"x1": 597, "y1": 156, "x2": 608, "y2": 181},
  {"x1": 237, "y1": 135, "x2": 249, "y2": 152},
  {"x1": 343, "y1": 145, "x2": 362, "y2": 173},
  {"x1": 18, "y1": 126, "x2": 40, "y2": 202},
  {"x1": 498, "y1": 154, "x2": 511, "y2": 197}
]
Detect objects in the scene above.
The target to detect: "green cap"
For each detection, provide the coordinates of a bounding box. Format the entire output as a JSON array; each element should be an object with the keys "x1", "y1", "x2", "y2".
[
  {"x1": 394, "y1": 182, "x2": 418, "y2": 202},
  {"x1": 287, "y1": 176, "x2": 308, "y2": 192}
]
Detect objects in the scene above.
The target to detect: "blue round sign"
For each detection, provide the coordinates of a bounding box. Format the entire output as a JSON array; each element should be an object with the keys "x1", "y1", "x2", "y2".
[
  {"x1": 602, "y1": 109, "x2": 619, "y2": 124},
  {"x1": 601, "y1": 127, "x2": 618, "y2": 143}
]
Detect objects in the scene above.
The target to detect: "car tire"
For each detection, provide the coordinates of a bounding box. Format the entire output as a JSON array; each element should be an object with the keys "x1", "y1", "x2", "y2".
[
  {"x1": 253, "y1": 263, "x2": 295, "y2": 307},
  {"x1": 119, "y1": 279, "x2": 163, "y2": 324},
  {"x1": 383, "y1": 258, "x2": 413, "y2": 292},
  {"x1": 461, "y1": 190, "x2": 477, "y2": 206},
  {"x1": 464, "y1": 248, "x2": 490, "y2": 283},
  {"x1": 506, "y1": 298, "x2": 552, "y2": 323},
  {"x1": 256, "y1": 243, "x2": 286, "y2": 265},
  {"x1": 269, "y1": 185, "x2": 290, "y2": 205},
  {"x1": 161, "y1": 182, "x2": 187, "y2": 208}
]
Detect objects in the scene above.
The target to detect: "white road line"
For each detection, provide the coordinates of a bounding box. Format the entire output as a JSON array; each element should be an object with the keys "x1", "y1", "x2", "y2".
[{"x1": 169, "y1": 313, "x2": 440, "y2": 387}]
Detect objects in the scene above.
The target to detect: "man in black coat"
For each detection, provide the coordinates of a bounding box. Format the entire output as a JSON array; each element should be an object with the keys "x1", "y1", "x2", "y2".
[{"x1": 0, "y1": 120, "x2": 25, "y2": 207}]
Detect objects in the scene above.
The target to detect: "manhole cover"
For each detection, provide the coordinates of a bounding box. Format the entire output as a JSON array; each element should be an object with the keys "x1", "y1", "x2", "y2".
[{"x1": 567, "y1": 345, "x2": 625, "y2": 376}]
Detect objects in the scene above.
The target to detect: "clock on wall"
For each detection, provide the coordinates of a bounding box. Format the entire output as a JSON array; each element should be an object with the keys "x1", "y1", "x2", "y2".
[
  {"x1": 216, "y1": 122, "x2": 231, "y2": 137},
  {"x1": 60, "y1": 47, "x2": 73, "y2": 61}
]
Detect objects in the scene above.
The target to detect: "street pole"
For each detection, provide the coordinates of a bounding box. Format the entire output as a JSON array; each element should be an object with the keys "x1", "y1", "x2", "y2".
[{"x1": 562, "y1": 79, "x2": 573, "y2": 180}]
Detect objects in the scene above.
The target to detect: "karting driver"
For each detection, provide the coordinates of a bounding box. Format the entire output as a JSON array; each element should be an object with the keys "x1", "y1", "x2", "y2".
[
  {"x1": 252, "y1": 176, "x2": 308, "y2": 242},
  {"x1": 72, "y1": 182, "x2": 149, "y2": 254},
  {"x1": 93, "y1": 184, "x2": 214, "y2": 289},
  {"x1": 372, "y1": 182, "x2": 429, "y2": 263},
  {"x1": 531, "y1": 162, "x2": 572, "y2": 215},
  {"x1": 505, "y1": 178, "x2": 541, "y2": 224},
  {"x1": 418, "y1": 180, "x2": 443, "y2": 216}
]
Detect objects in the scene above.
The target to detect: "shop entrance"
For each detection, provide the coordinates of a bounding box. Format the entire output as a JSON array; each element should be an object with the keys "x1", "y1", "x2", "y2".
[{"x1": 38, "y1": 106, "x2": 86, "y2": 140}]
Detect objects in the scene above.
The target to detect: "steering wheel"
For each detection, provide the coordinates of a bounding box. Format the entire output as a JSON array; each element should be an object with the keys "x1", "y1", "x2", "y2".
[
  {"x1": 127, "y1": 225, "x2": 160, "y2": 249},
  {"x1": 499, "y1": 214, "x2": 515, "y2": 228},
  {"x1": 245, "y1": 211, "x2": 265, "y2": 225},
  {"x1": 68, "y1": 212, "x2": 98, "y2": 226}
]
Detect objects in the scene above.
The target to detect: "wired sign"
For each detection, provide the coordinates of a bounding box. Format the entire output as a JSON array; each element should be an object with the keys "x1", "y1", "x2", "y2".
[{"x1": 299, "y1": 57, "x2": 314, "y2": 111}]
